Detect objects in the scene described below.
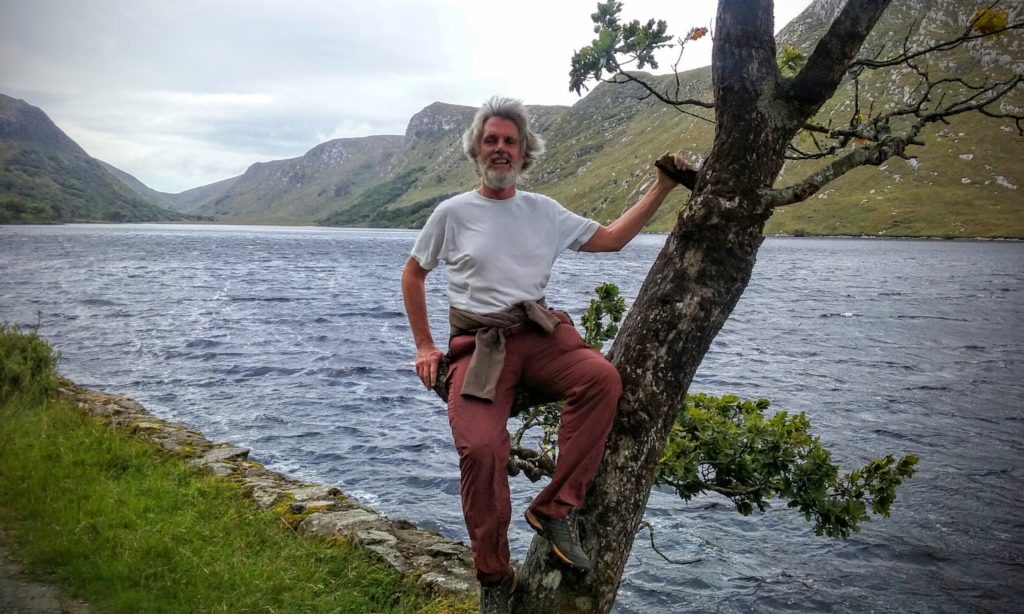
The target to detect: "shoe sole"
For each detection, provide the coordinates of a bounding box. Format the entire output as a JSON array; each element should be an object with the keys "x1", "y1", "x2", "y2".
[{"x1": 524, "y1": 508, "x2": 588, "y2": 569}]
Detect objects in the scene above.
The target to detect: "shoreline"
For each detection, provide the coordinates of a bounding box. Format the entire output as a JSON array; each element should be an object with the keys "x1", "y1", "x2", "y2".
[
  {"x1": 2, "y1": 221, "x2": 1023, "y2": 241},
  {"x1": 56, "y1": 381, "x2": 478, "y2": 596}
]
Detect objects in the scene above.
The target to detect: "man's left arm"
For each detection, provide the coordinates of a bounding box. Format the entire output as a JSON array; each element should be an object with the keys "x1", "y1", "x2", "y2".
[{"x1": 580, "y1": 154, "x2": 691, "y2": 253}]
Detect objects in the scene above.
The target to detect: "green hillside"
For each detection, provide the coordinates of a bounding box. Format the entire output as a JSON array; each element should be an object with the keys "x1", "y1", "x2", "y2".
[
  {"x1": 312, "y1": 0, "x2": 1023, "y2": 238},
  {"x1": 3, "y1": 0, "x2": 1019, "y2": 236},
  {"x1": 0, "y1": 94, "x2": 186, "y2": 224}
]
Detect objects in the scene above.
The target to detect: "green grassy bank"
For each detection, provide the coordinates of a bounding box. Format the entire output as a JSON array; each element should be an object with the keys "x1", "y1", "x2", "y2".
[{"x1": 0, "y1": 324, "x2": 472, "y2": 613}]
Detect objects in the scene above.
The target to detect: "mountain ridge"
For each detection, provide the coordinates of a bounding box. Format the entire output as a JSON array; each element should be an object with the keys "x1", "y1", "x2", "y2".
[
  {"x1": 2, "y1": 0, "x2": 1021, "y2": 235},
  {"x1": 0, "y1": 93, "x2": 189, "y2": 224}
]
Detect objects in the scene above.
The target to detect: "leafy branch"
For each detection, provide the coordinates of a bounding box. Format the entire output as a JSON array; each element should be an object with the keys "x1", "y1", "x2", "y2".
[
  {"x1": 569, "y1": 0, "x2": 715, "y2": 122},
  {"x1": 580, "y1": 282, "x2": 626, "y2": 351},
  {"x1": 658, "y1": 393, "x2": 918, "y2": 538}
]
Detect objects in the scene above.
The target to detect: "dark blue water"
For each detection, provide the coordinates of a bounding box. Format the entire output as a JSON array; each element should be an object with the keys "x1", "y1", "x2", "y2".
[{"x1": 2, "y1": 224, "x2": 1022, "y2": 613}]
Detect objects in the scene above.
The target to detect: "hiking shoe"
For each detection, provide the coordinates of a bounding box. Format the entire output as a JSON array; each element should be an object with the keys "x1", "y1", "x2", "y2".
[
  {"x1": 479, "y1": 571, "x2": 516, "y2": 614},
  {"x1": 524, "y1": 508, "x2": 593, "y2": 571}
]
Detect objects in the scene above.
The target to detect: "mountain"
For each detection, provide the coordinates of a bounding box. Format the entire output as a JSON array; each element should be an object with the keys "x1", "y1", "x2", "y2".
[
  {"x1": 320, "y1": 103, "x2": 570, "y2": 228},
  {"x1": 98, "y1": 161, "x2": 180, "y2": 210},
  {"x1": 180, "y1": 0, "x2": 1022, "y2": 237},
  {"x1": 177, "y1": 135, "x2": 404, "y2": 224},
  {"x1": 3, "y1": 0, "x2": 1020, "y2": 235},
  {"x1": 0, "y1": 94, "x2": 187, "y2": 224}
]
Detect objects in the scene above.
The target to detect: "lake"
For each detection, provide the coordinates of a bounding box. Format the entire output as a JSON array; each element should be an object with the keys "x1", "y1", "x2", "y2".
[{"x1": 1, "y1": 224, "x2": 1021, "y2": 612}]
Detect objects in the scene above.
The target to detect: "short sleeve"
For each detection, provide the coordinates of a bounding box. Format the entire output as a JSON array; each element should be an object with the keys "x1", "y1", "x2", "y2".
[
  {"x1": 553, "y1": 200, "x2": 599, "y2": 251},
  {"x1": 410, "y1": 204, "x2": 448, "y2": 270}
]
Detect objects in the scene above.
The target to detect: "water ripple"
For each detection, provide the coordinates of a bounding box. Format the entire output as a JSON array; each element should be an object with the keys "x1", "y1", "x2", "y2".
[{"x1": 2, "y1": 225, "x2": 1022, "y2": 613}]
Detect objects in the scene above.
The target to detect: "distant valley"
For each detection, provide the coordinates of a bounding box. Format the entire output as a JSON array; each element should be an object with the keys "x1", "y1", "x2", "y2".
[{"x1": 2, "y1": 0, "x2": 1021, "y2": 237}]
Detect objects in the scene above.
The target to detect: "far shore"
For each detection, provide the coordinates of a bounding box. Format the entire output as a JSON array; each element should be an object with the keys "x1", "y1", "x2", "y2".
[{"x1": 2, "y1": 220, "x2": 1022, "y2": 241}]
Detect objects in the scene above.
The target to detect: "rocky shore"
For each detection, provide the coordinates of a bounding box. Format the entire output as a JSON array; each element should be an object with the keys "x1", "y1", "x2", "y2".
[{"x1": 57, "y1": 383, "x2": 478, "y2": 596}]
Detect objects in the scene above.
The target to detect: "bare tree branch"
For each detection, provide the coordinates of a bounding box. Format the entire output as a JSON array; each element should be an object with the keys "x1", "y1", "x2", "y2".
[
  {"x1": 780, "y1": 3, "x2": 1024, "y2": 168},
  {"x1": 763, "y1": 133, "x2": 919, "y2": 208},
  {"x1": 637, "y1": 521, "x2": 703, "y2": 565},
  {"x1": 605, "y1": 72, "x2": 716, "y2": 111},
  {"x1": 851, "y1": 21, "x2": 1024, "y2": 70}
]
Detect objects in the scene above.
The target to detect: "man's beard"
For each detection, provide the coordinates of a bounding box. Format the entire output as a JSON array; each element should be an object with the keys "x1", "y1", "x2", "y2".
[{"x1": 480, "y1": 160, "x2": 520, "y2": 190}]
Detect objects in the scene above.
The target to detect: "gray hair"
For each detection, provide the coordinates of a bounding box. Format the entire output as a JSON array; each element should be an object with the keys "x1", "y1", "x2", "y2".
[{"x1": 462, "y1": 96, "x2": 546, "y2": 171}]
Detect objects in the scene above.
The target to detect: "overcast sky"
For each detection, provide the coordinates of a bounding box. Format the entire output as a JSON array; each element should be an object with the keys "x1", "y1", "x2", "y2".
[{"x1": 1, "y1": 0, "x2": 813, "y2": 193}]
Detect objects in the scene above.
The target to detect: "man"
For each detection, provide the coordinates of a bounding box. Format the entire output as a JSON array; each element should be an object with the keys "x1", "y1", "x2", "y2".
[{"x1": 401, "y1": 96, "x2": 689, "y2": 613}]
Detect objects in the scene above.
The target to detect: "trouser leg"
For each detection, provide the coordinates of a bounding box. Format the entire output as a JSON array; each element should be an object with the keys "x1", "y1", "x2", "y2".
[
  {"x1": 446, "y1": 334, "x2": 520, "y2": 584},
  {"x1": 522, "y1": 320, "x2": 622, "y2": 520}
]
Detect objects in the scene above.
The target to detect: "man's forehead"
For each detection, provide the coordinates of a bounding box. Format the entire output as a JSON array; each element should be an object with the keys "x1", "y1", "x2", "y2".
[{"x1": 482, "y1": 117, "x2": 520, "y2": 138}]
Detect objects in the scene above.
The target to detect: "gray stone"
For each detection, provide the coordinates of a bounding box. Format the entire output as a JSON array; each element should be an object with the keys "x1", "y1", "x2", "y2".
[
  {"x1": 355, "y1": 530, "x2": 398, "y2": 547},
  {"x1": 195, "y1": 446, "x2": 250, "y2": 464},
  {"x1": 418, "y1": 572, "x2": 476, "y2": 595},
  {"x1": 115, "y1": 398, "x2": 146, "y2": 413},
  {"x1": 286, "y1": 485, "x2": 335, "y2": 501},
  {"x1": 133, "y1": 420, "x2": 169, "y2": 432},
  {"x1": 205, "y1": 462, "x2": 235, "y2": 477},
  {"x1": 411, "y1": 555, "x2": 436, "y2": 568},
  {"x1": 426, "y1": 541, "x2": 468, "y2": 557},
  {"x1": 298, "y1": 509, "x2": 381, "y2": 536},
  {"x1": 367, "y1": 545, "x2": 413, "y2": 573},
  {"x1": 291, "y1": 500, "x2": 338, "y2": 512},
  {"x1": 249, "y1": 487, "x2": 283, "y2": 509}
]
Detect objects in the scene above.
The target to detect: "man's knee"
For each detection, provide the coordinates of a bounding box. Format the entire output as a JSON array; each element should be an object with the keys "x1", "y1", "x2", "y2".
[
  {"x1": 456, "y1": 429, "x2": 510, "y2": 468},
  {"x1": 589, "y1": 357, "x2": 622, "y2": 399}
]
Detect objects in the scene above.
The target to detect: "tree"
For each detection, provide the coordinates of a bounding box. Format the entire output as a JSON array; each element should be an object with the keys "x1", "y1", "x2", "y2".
[{"x1": 502, "y1": 1, "x2": 1023, "y2": 611}]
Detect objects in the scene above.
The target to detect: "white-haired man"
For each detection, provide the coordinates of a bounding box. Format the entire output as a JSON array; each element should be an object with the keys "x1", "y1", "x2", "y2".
[{"x1": 401, "y1": 96, "x2": 690, "y2": 613}]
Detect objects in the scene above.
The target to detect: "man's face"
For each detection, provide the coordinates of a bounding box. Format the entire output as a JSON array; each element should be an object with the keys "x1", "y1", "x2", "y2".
[{"x1": 478, "y1": 116, "x2": 523, "y2": 190}]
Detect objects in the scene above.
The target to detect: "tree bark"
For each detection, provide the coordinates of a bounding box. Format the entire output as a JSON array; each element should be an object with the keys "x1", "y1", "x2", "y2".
[{"x1": 513, "y1": 1, "x2": 895, "y2": 611}]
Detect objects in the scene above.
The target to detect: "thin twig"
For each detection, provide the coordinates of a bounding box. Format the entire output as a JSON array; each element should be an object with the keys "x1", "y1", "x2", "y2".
[{"x1": 637, "y1": 521, "x2": 703, "y2": 565}]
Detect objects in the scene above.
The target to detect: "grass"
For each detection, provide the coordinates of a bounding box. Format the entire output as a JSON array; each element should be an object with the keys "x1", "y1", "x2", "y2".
[{"x1": 0, "y1": 324, "x2": 474, "y2": 613}]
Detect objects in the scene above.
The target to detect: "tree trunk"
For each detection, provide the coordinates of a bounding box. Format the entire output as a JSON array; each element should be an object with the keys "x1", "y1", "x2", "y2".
[{"x1": 513, "y1": 0, "x2": 894, "y2": 611}]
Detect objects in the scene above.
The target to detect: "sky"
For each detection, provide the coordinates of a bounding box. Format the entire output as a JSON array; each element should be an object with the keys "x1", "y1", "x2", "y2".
[{"x1": 1, "y1": 0, "x2": 813, "y2": 193}]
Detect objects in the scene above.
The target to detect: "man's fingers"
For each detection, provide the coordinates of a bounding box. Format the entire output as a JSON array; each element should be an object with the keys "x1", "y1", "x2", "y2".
[
  {"x1": 673, "y1": 152, "x2": 690, "y2": 171},
  {"x1": 416, "y1": 351, "x2": 442, "y2": 389},
  {"x1": 654, "y1": 151, "x2": 697, "y2": 190},
  {"x1": 427, "y1": 359, "x2": 438, "y2": 389}
]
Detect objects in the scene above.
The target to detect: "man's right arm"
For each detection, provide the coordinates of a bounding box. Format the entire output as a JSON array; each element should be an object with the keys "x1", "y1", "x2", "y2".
[{"x1": 401, "y1": 256, "x2": 444, "y2": 389}]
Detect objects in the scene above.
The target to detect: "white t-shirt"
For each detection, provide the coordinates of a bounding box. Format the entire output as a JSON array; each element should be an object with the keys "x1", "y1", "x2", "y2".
[{"x1": 411, "y1": 189, "x2": 599, "y2": 314}]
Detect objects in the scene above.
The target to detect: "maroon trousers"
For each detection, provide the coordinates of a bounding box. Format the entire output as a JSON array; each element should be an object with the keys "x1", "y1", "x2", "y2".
[{"x1": 445, "y1": 314, "x2": 621, "y2": 583}]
